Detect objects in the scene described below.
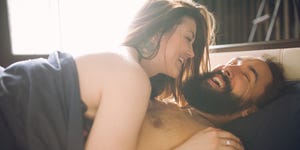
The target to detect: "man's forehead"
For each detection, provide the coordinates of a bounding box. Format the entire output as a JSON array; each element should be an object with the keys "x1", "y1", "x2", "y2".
[
  {"x1": 248, "y1": 60, "x2": 272, "y2": 100},
  {"x1": 233, "y1": 56, "x2": 264, "y2": 61}
]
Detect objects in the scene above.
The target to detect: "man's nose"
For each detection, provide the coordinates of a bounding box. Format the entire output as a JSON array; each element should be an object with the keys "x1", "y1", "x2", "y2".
[{"x1": 222, "y1": 65, "x2": 242, "y2": 79}]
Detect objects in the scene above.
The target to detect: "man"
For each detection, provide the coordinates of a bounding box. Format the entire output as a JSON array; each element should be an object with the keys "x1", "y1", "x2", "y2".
[
  {"x1": 137, "y1": 56, "x2": 285, "y2": 150},
  {"x1": 182, "y1": 56, "x2": 285, "y2": 123}
]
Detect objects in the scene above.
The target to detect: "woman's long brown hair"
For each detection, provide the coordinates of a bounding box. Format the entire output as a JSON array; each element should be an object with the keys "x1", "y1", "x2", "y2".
[{"x1": 122, "y1": 0, "x2": 216, "y2": 106}]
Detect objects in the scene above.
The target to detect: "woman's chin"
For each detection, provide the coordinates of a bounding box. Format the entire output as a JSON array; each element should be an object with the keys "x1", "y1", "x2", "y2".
[{"x1": 170, "y1": 71, "x2": 180, "y2": 79}]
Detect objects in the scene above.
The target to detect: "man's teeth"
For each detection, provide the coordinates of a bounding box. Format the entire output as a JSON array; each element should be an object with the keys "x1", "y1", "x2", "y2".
[{"x1": 212, "y1": 77, "x2": 224, "y2": 88}]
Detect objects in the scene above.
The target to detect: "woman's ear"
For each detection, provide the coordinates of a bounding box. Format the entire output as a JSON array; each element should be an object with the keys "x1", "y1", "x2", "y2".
[{"x1": 145, "y1": 33, "x2": 162, "y2": 51}]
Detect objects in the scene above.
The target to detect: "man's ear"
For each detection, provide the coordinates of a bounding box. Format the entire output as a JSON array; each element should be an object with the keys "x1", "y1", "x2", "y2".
[
  {"x1": 224, "y1": 105, "x2": 258, "y2": 123},
  {"x1": 241, "y1": 105, "x2": 258, "y2": 117},
  {"x1": 195, "y1": 105, "x2": 258, "y2": 126}
]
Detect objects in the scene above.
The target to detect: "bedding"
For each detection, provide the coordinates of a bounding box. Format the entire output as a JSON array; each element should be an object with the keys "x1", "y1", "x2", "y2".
[
  {"x1": 222, "y1": 82, "x2": 300, "y2": 150},
  {"x1": 0, "y1": 51, "x2": 86, "y2": 150}
]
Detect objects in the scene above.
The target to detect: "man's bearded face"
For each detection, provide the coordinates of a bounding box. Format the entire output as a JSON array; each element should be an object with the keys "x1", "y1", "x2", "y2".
[{"x1": 182, "y1": 71, "x2": 242, "y2": 115}]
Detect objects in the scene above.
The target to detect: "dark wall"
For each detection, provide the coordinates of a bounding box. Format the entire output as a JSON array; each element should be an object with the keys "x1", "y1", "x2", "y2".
[
  {"x1": 0, "y1": 0, "x2": 46, "y2": 67},
  {"x1": 196, "y1": 0, "x2": 300, "y2": 45},
  {"x1": 0, "y1": 0, "x2": 12, "y2": 67}
]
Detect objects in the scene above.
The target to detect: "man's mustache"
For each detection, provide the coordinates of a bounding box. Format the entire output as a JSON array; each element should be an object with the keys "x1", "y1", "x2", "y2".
[{"x1": 182, "y1": 72, "x2": 241, "y2": 115}]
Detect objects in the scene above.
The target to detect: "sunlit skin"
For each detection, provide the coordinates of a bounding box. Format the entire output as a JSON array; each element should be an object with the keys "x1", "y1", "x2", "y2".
[
  {"x1": 140, "y1": 17, "x2": 196, "y2": 78},
  {"x1": 163, "y1": 17, "x2": 196, "y2": 78},
  {"x1": 137, "y1": 57, "x2": 273, "y2": 150},
  {"x1": 209, "y1": 56, "x2": 273, "y2": 104},
  {"x1": 137, "y1": 100, "x2": 214, "y2": 150},
  {"x1": 75, "y1": 16, "x2": 198, "y2": 150}
]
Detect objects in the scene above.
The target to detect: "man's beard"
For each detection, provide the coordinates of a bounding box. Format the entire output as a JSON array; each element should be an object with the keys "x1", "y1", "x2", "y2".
[{"x1": 182, "y1": 71, "x2": 241, "y2": 115}]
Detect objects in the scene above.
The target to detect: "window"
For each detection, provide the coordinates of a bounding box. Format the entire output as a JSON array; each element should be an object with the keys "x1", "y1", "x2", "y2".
[{"x1": 7, "y1": 0, "x2": 145, "y2": 54}]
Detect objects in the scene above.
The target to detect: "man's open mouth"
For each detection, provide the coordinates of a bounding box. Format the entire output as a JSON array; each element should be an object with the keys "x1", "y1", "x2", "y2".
[{"x1": 207, "y1": 73, "x2": 229, "y2": 92}]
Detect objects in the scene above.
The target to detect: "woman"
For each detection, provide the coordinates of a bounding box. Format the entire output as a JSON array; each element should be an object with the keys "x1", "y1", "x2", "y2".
[{"x1": 0, "y1": 0, "x2": 243, "y2": 150}]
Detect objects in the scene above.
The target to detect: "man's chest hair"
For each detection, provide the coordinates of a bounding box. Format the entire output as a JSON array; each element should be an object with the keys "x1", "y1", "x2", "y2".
[
  {"x1": 137, "y1": 100, "x2": 213, "y2": 150},
  {"x1": 145, "y1": 100, "x2": 213, "y2": 129}
]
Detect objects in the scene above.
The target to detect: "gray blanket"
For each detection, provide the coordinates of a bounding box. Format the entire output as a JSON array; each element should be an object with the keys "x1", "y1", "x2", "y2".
[{"x1": 0, "y1": 51, "x2": 86, "y2": 150}]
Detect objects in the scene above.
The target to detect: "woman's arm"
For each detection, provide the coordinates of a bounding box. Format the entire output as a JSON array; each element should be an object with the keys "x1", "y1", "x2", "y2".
[{"x1": 174, "y1": 127, "x2": 244, "y2": 150}]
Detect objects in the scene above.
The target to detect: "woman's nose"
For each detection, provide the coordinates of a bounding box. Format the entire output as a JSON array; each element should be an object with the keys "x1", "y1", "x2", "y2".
[
  {"x1": 186, "y1": 48, "x2": 195, "y2": 58},
  {"x1": 186, "y1": 45, "x2": 195, "y2": 58}
]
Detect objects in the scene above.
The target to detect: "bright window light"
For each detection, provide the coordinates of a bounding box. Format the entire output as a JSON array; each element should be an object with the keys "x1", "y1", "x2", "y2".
[{"x1": 7, "y1": 0, "x2": 145, "y2": 55}]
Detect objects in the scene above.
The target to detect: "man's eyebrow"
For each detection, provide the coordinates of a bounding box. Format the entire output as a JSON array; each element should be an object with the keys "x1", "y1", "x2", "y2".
[{"x1": 249, "y1": 66, "x2": 258, "y2": 83}]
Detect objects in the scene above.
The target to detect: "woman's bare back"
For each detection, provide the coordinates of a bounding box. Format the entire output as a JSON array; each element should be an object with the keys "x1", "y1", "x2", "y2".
[{"x1": 74, "y1": 48, "x2": 151, "y2": 149}]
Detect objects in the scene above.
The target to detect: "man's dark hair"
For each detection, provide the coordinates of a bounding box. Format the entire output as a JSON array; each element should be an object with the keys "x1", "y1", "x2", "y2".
[{"x1": 255, "y1": 58, "x2": 285, "y2": 108}]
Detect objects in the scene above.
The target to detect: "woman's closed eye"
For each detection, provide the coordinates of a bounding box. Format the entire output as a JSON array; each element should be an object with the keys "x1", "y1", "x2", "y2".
[{"x1": 186, "y1": 36, "x2": 192, "y2": 42}]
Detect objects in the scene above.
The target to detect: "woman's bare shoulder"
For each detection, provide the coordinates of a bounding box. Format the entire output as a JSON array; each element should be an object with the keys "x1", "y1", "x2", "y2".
[
  {"x1": 75, "y1": 47, "x2": 148, "y2": 81},
  {"x1": 74, "y1": 48, "x2": 151, "y2": 118},
  {"x1": 75, "y1": 47, "x2": 144, "y2": 75}
]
